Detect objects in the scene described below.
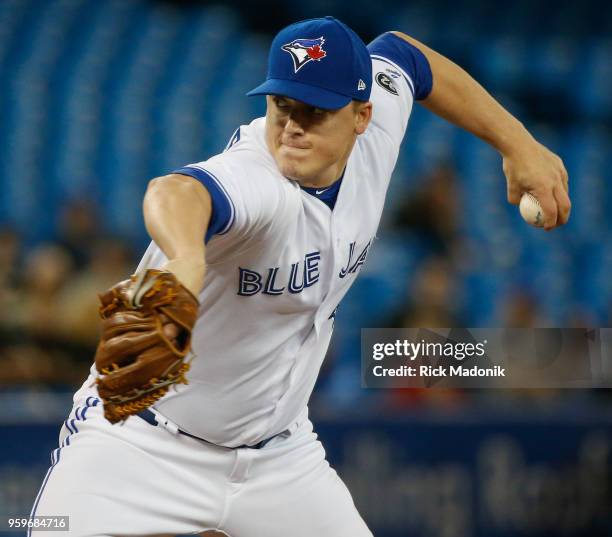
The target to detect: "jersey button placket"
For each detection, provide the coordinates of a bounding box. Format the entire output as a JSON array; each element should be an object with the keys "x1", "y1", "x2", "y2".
[{"x1": 314, "y1": 213, "x2": 340, "y2": 332}]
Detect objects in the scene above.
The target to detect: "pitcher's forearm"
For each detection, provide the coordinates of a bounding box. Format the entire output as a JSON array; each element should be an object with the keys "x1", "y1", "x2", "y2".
[{"x1": 143, "y1": 174, "x2": 212, "y2": 294}]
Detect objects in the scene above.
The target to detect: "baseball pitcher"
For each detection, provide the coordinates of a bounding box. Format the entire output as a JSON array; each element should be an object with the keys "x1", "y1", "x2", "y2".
[{"x1": 29, "y1": 16, "x2": 570, "y2": 537}]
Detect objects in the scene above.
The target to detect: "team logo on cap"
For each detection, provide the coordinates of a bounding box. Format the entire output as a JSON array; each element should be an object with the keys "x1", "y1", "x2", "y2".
[{"x1": 281, "y1": 37, "x2": 327, "y2": 73}]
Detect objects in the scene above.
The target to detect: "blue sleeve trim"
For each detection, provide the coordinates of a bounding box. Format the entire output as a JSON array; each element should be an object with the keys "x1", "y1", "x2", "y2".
[
  {"x1": 172, "y1": 166, "x2": 235, "y2": 243},
  {"x1": 368, "y1": 32, "x2": 433, "y2": 101}
]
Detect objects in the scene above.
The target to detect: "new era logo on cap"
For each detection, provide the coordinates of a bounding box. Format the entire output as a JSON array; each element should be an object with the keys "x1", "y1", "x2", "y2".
[{"x1": 282, "y1": 37, "x2": 327, "y2": 73}]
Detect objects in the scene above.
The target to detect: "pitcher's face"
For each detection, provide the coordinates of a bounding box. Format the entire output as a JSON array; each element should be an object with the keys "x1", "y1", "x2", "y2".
[{"x1": 265, "y1": 96, "x2": 372, "y2": 187}]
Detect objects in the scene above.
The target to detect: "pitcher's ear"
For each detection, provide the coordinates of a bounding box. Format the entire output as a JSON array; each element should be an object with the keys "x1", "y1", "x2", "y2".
[{"x1": 354, "y1": 101, "x2": 372, "y2": 135}]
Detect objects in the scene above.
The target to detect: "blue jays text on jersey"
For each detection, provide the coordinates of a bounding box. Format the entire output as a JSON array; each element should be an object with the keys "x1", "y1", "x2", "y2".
[
  {"x1": 238, "y1": 251, "x2": 321, "y2": 296},
  {"x1": 237, "y1": 239, "x2": 372, "y2": 297}
]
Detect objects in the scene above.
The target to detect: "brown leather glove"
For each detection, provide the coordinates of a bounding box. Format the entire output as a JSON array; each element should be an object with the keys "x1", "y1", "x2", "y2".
[{"x1": 94, "y1": 269, "x2": 199, "y2": 423}]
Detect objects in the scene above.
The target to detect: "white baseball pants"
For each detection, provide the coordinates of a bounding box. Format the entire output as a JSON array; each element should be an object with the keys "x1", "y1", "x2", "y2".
[{"x1": 29, "y1": 396, "x2": 372, "y2": 537}]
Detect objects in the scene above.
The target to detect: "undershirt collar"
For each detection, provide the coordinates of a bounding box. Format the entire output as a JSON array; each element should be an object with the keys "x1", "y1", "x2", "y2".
[{"x1": 300, "y1": 169, "x2": 345, "y2": 210}]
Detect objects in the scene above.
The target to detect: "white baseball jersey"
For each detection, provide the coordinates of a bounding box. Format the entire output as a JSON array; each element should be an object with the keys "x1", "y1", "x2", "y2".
[{"x1": 76, "y1": 33, "x2": 430, "y2": 448}]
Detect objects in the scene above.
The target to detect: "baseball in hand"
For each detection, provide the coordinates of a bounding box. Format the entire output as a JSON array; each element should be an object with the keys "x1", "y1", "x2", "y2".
[{"x1": 519, "y1": 193, "x2": 544, "y2": 227}]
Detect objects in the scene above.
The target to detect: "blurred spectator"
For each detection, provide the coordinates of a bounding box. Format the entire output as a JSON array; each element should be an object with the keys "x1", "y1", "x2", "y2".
[
  {"x1": 0, "y1": 226, "x2": 21, "y2": 289},
  {"x1": 56, "y1": 199, "x2": 103, "y2": 271},
  {"x1": 501, "y1": 288, "x2": 542, "y2": 328},
  {"x1": 391, "y1": 164, "x2": 461, "y2": 256},
  {"x1": 0, "y1": 227, "x2": 23, "y2": 324},
  {"x1": 389, "y1": 256, "x2": 463, "y2": 328},
  {"x1": 380, "y1": 255, "x2": 467, "y2": 410},
  {"x1": 15, "y1": 243, "x2": 74, "y2": 339},
  {"x1": 56, "y1": 236, "x2": 135, "y2": 349}
]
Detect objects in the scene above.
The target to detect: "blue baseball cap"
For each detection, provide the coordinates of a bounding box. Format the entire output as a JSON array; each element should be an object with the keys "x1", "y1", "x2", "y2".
[{"x1": 247, "y1": 16, "x2": 372, "y2": 110}]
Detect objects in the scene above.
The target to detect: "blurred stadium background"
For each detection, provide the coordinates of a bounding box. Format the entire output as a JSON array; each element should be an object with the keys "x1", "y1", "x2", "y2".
[{"x1": 0, "y1": 0, "x2": 611, "y2": 535}]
